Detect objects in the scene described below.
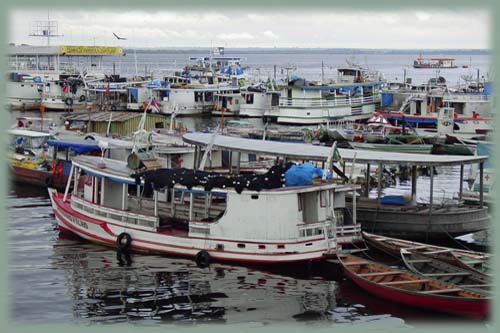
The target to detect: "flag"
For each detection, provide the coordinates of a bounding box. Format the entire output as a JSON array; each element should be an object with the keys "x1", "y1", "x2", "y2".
[
  {"x1": 151, "y1": 98, "x2": 160, "y2": 113},
  {"x1": 333, "y1": 146, "x2": 345, "y2": 168},
  {"x1": 62, "y1": 81, "x2": 69, "y2": 93},
  {"x1": 105, "y1": 82, "x2": 110, "y2": 95}
]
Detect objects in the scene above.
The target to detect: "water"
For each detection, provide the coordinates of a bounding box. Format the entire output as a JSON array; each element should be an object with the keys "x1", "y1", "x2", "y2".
[
  {"x1": 7, "y1": 50, "x2": 491, "y2": 326},
  {"x1": 109, "y1": 50, "x2": 491, "y2": 87}
]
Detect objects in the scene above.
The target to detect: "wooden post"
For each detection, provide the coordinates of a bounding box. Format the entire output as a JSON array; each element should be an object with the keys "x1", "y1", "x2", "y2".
[
  {"x1": 411, "y1": 165, "x2": 417, "y2": 201},
  {"x1": 189, "y1": 192, "x2": 194, "y2": 221},
  {"x1": 154, "y1": 190, "x2": 158, "y2": 217},
  {"x1": 229, "y1": 151, "x2": 233, "y2": 174},
  {"x1": 193, "y1": 146, "x2": 199, "y2": 169},
  {"x1": 63, "y1": 164, "x2": 74, "y2": 202},
  {"x1": 100, "y1": 177, "x2": 105, "y2": 205},
  {"x1": 479, "y1": 162, "x2": 484, "y2": 208},
  {"x1": 122, "y1": 184, "x2": 127, "y2": 210},
  {"x1": 376, "y1": 163, "x2": 382, "y2": 207},
  {"x1": 427, "y1": 165, "x2": 434, "y2": 241},
  {"x1": 365, "y1": 163, "x2": 370, "y2": 197},
  {"x1": 236, "y1": 151, "x2": 241, "y2": 174},
  {"x1": 459, "y1": 164, "x2": 464, "y2": 201}
]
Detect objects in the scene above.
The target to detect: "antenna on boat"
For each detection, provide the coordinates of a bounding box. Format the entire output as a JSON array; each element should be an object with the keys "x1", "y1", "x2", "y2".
[{"x1": 29, "y1": 11, "x2": 62, "y2": 46}]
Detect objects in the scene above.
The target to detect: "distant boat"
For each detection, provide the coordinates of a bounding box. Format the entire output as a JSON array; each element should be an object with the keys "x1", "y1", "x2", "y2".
[
  {"x1": 338, "y1": 254, "x2": 489, "y2": 319},
  {"x1": 413, "y1": 53, "x2": 458, "y2": 69}
]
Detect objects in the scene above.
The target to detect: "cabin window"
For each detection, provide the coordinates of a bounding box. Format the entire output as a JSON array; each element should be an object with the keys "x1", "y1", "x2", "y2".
[
  {"x1": 194, "y1": 91, "x2": 203, "y2": 102},
  {"x1": 251, "y1": 194, "x2": 259, "y2": 200},
  {"x1": 320, "y1": 190, "x2": 328, "y2": 207},
  {"x1": 237, "y1": 243, "x2": 246, "y2": 249},
  {"x1": 245, "y1": 94, "x2": 254, "y2": 104},
  {"x1": 258, "y1": 245, "x2": 266, "y2": 249},
  {"x1": 277, "y1": 244, "x2": 285, "y2": 249},
  {"x1": 204, "y1": 92, "x2": 213, "y2": 102},
  {"x1": 305, "y1": 243, "x2": 313, "y2": 246},
  {"x1": 298, "y1": 194, "x2": 303, "y2": 212},
  {"x1": 306, "y1": 229, "x2": 313, "y2": 236},
  {"x1": 216, "y1": 244, "x2": 224, "y2": 251},
  {"x1": 316, "y1": 228, "x2": 323, "y2": 235}
]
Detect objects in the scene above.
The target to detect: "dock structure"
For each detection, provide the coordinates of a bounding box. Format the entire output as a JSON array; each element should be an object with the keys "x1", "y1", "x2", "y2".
[{"x1": 183, "y1": 133, "x2": 490, "y2": 241}]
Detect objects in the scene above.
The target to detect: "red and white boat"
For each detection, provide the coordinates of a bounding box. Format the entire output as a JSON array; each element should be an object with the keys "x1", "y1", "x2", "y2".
[
  {"x1": 339, "y1": 254, "x2": 489, "y2": 319},
  {"x1": 48, "y1": 154, "x2": 359, "y2": 265}
]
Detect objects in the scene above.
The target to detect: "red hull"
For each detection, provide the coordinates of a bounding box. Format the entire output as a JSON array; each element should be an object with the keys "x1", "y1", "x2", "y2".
[
  {"x1": 344, "y1": 269, "x2": 489, "y2": 319},
  {"x1": 10, "y1": 165, "x2": 67, "y2": 189}
]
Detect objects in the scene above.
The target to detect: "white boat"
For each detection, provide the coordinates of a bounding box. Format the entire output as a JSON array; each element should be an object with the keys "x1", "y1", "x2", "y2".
[
  {"x1": 267, "y1": 67, "x2": 383, "y2": 125},
  {"x1": 212, "y1": 90, "x2": 243, "y2": 116},
  {"x1": 379, "y1": 83, "x2": 493, "y2": 135},
  {"x1": 47, "y1": 151, "x2": 358, "y2": 264},
  {"x1": 7, "y1": 43, "x2": 123, "y2": 111},
  {"x1": 239, "y1": 86, "x2": 280, "y2": 117}
]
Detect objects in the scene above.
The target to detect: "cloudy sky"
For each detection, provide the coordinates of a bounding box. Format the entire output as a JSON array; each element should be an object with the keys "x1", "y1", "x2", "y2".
[{"x1": 8, "y1": 9, "x2": 490, "y2": 49}]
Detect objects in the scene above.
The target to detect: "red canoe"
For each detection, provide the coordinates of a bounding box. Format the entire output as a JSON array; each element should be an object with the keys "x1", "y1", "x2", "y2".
[{"x1": 338, "y1": 254, "x2": 489, "y2": 320}]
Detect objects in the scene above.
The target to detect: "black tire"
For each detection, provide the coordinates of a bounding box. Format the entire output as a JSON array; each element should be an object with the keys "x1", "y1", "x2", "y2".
[
  {"x1": 65, "y1": 97, "x2": 74, "y2": 106},
  {"x1": 79, "y1": 95, "x2": 86, "y2": 102},
  {"x1": 116, "y1": 232, "x2": 132, "y2": 251},
  {"x1": 110, "y1": 104, "x2": 117, "y2": 111},
  {"x1": 195, "y1": 250, "x2": 211, "y2": 268},
  {"x1": 45, "y1": 176, "x2": 54, "y2": 187}
]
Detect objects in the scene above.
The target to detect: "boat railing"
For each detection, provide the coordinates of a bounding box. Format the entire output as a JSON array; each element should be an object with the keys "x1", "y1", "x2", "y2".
[
  {"x1": 71, "y1": 196, "x2": 159, "y2": 231},
  {"x1": 298, "y1": 222, "x2": 334, "y2": 238},
  {"x1": 443, "y1": 94, "x2": 491, "y2": 102},
  {"x1": 279, "y1": 95, "x2": 379, "y2": 108}
]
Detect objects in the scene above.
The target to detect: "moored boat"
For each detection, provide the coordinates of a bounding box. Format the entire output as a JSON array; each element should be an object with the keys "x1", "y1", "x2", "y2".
[
  {"x1": 362, "y1": 232, "x2": 491, "y2": 276},
  {"x1": 400, "y1": 249, "x2": 490, "y2": 294},
  {"x1": 338, "y1": 254, "x2": 489, "y2": 319},
  {"x1": 47, "y1": 151, "x2": 359, "y2": 265}
]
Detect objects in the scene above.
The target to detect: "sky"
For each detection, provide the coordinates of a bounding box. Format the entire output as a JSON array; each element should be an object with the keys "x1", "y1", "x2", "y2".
[{"x1": 8, "y1": 9, "x2": 490, "y2": 49}]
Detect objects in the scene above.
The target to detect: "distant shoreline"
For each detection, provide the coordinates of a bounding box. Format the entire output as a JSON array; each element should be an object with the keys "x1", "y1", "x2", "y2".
[{"x1": 122, "y1": 47, "x2": 490, "y2": 55}]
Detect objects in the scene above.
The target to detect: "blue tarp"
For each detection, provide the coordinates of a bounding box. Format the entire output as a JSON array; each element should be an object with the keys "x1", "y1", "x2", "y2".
[
  {"x1": 284, "y1": 162, "x2": 327, "y2": 186},
  {"x1": 47, "y1": 138, "x2": 101, "y2": 154},
  {"x1": 483, "y1": 82, "x2": 492, "y2": 96},
  {"x1": 381, "y1": 195, "x2": 405, "y2": 205},
  {"x1": 381, "y1": 92, "x2": 394, "y2": 108},
  {"x1": 129, "y1": 88, "x2": 138, "y2": 103},
  {"x1": 220, "y1": 66, "x2": 244, "y2": 75}
]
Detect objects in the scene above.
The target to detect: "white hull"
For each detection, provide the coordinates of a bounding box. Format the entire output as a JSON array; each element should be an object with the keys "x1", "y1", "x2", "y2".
[
  {"x1": 49, "y1": 190, "x2": 334, "y2": 264},
  {"x1": 276, "y1": 104, "x2": 376, "y2": 125}
]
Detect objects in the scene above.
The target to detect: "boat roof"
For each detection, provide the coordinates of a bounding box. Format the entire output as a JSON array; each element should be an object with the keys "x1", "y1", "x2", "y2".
[
  {"x1": 63, "y1": 112, "x2": 161, "y2": 122},
  {"x1": 7, "y1": 129, "x2": 51, "y2": 137},
  {"x1": 71, "y1": 155, "x2": 353, "y2": 193},
  {"x1": 47, "y1": 137, "x2": 102, "y2": 153},
  {"x1": 183, "y1": 133, "x2": 488, "y2": 166},
  {"x1": 8, "y1": 45, "x2": 123, "y2": 56}
]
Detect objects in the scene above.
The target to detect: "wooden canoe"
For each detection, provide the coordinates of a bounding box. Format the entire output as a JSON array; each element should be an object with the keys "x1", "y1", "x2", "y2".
[
  {"x1": 400, "y1": 249, "x2": 491, "y2": 294},
  {"x1": 338, "y1": 254, "x2": 489, "y2": 320},
  {"x1": 362, "y1": 232, "x2": 491, "y2": 277}
]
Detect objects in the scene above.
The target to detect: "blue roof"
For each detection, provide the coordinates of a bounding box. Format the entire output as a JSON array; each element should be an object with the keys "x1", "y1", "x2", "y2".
[{"x1": 47, "y1": 138, "x2": 101, "y2": 154}]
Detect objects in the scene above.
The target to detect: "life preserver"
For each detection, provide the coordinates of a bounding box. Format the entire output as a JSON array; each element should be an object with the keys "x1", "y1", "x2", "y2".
[
  {"x1": 79, "y1": 95, "x2": 86, "y2": 102},
  {"x1": 195, "y1": 250, "x2": 211, "y2": 267},
  {"x1": 111, "y1": 104, "x2": 117, "y2": 111},
  {"x1": 65, "y1": 97, "x2": 74, "y2": 106},
  {"x1": 116, "y1": 232, "x2": 132, "y2": 251}
]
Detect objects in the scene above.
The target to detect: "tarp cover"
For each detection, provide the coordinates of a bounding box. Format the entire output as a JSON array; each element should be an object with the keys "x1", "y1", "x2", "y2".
[
  {"x1": 47, "y1": 138, "x2": 101, "y2": 154},
  {"x1": 381, "y1": 195, "x2": 406, "y2": 205},
  {"x1": 284, "y1": 162, "x2": 325, "y2": 186}
]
